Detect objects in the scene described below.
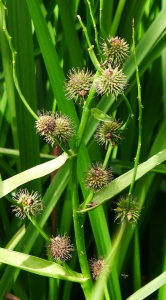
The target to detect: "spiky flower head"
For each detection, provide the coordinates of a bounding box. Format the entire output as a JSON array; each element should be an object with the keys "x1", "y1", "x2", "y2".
[
  {"x1": 35, "y1": 110, "x2": 75, "y2": 146},
  {"x1": 65, "y1": 68, "x2": 93, "y2": 102},
  {"x1": 113, "y1": 196, "x2": 142, "y2": 225},
  {"x1": 89, "y1": 257, "x2": 109, "y2": 280},
  {"x1": 101, "y1": 36, "x2": 129, "y2": 66},
  {"x1": 94, "y1": 119, "x2": 123, "y2": 148},
  {"x1": 93, "y1": 66, "x2": 127, "y2": 98},
  {"x1": 85, "y1": 163, "x2": 113, "y2": 193},
  {"x1": 11, "y1": 189, "x2": 44, "y2": 219},
  {"x1": 47, "y1": 233, "x2": 74, "y2": 262},
  {"x1": 52, "y1": 112, "x2": 75, "y2": 145}
]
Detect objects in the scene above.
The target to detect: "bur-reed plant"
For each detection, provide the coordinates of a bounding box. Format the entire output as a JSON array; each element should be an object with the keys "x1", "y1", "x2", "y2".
[{"x1": 0, "y1": 0, "x2": 166, "y2": 300}]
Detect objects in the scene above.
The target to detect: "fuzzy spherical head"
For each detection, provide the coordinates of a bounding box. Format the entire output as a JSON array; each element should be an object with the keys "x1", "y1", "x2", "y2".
[
  {"x1": 65, "y1": 68, "x2": 93, "y2": 102},
  {"x1": 113, "y1": 196, "x2": 142, "y2": 225},
  {"x1": 89, "y1": 257, "x2": 109, "y2": 280},
  {"x1": 52, "y1": 112, "x2": 75, "y2": 145},
  {"x1": 85, "y1": 163, "x2": 113, "y2": 193},
  {"x1": 94, "y1": 120, "x2": 123, "y2": 148},
  {"x1": 101, "y1": 36, "x2": 129, "y2": 66},
  {"x1": 93, "y1": 66, "x2": 127, "y2": 98},
  {"x1": 48, "y1": 233, "x2": 74, "y2": 262},
  {"x1": 35, "y1": 110, "x2": 56, "y2": 146},
  {"x1": 11, "y1": 189, "x2": 44, "y2": 219}
]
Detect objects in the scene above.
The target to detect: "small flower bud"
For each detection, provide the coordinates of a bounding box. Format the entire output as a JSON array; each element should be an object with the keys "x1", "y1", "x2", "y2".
[
  {"x1": 89, "y1": 257, "x2": 109, "y2": 280},
  {"x1": 94, "y1": 119, "x2": 123, "y2": 148},
  {"x1": 93, "y1": 66, "x2": 127, "y2": 98},
  {"x1": 35, "y1": 110, "x2": 56, "y2": 146},
  {"x1": 113, "y1": 196, "x2": 142, "y2": 225},
  {"x1": 11, "y1": 189, "x2": 44, "y2": 219},
  {"x1": 65, "y1": 68, "x2": 93, "y2": 102},
  {"x1": 47, "y1": 233, "x2": 74, "y2": 262},
  {"x1": 85, "y1": 163, "x2": 113, "y2": 193},
  {"x1": 101, "y1": 36, "x2": 129, "y2": 66}
]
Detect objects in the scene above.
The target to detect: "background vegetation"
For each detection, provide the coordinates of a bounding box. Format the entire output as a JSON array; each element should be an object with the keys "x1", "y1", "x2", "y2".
[{"x1": 0, "y1": 0, "x2": 166, "y2": 299}]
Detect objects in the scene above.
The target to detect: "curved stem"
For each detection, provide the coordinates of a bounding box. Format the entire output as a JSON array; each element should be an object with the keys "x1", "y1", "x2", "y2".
[
  {"x1": 120, "y1": 94, "x2": 133, "y2": 131},
  {"x1": 85, "y1": 0, "x2": 101, "y2": 54},
  {"x1": 127, "y1": 19, "x2": 142, "y2": 209},
  {"x1": 77, "y1": 15, "x2": 102, "y2": 72},
  {"x1": 1, "y1": 3, "x2": 38, "y2": 120}
]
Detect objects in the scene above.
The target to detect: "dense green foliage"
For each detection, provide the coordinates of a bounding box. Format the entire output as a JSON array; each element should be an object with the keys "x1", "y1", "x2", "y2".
[{"x1": 0, "y1": 0, "x2": 166, "y2": 299}]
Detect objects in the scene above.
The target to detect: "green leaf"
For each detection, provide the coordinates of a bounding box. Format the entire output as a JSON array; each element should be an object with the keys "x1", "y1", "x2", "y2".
[
  {"x1": 0, "y1": 248, "x2": 88, "y2": 283},
  {"x1": 91, "y1": 108, "x2": 113, "y2": 122},
  {"x1": 126, "y1": 271, "x2": 166, "y2": 300},
  {"x1": 0, "y1": 153, "x2": 68, "y2": 198},
  {"x1": 80, "y1": 149, "x2": 166, "y2": 212}
]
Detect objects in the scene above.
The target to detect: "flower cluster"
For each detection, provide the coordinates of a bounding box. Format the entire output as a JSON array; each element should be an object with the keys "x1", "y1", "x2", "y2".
[
  {"x1": 11, "y1": 189, "x2": 44, "y2": 219},
  {"x1": 95, "y1": 119, "x2": 123, "y2": 148},
  {"x1": 35, "y1": 110, "x2": 75, "y2": 147},
  {"x1": 47, "y1": 233, "x2": 74, "y2": 262},
  {"x1": 113, "y1": 196, "x2": 142, "y2": 225},
  {"x1": 65, "y1": 68, "x2": 93, "y2": 102},
  {"x1": 85, "y1": 163, "x2": 113, "y2": 193},
  {"x1": 89, "y1": 257, "x2": 109, "y2": 280},
  {"x1": 101, "y1": 36, "x2": 129, "y2": 66}
]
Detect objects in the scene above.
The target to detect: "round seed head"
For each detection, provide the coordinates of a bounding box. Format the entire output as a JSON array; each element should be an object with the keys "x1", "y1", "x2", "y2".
[
  {"x1": 35, "y1": 110, "x2": 56, "y2": 146},
  {"x1": 93, "y1": 66, "x2": 127, "y2": 98},
  {"x1": 101, "y1": 36, "x2": 129, "y2": 66},
  {"x1": 89, "y1": 257, "x2": 109, "y2": 280},
  {"x1": 53, "y1": 112, "x2": 75, "y2": 145},
  {"x1": 85, "y1": 163, "x2": 113, "y2": 193},
  {"x1": 65, "y1": 68, "x2": 93, "y2": 102},
  {"x1": 48, "y1": 233, "x2": 74, "y2": 262},
  {"x1": 113, "y1": 196, "x2": 142, "y2": 225},
  {"x1": 95, "y1": 120, "x2": 123, "y2": 148},
  {"x1": 11, "y1": 189, "x2": 44, "y2": 219}
]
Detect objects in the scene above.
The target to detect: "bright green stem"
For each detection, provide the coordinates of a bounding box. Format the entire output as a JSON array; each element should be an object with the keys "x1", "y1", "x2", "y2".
[
  {"x1": 27, "y1": 215, "x2": 50, "y2": 243},
  {"x1": 120, "y1": 94, "x2": 133, "y2": 131},
  {"x1": 85, "y1": 0, "x2": 101, "y2": 54},
  {"x1": 74, "y1": 88, "x2": 96, "y2": 152},
  {"x1": 1, "y1": 3, "x2": 38, "y2": 120},
  {"x1": 104, "y1": 284, "x2": 111, "y2": 300},
  {"x1": 99, "y1": 0, "x2": 107, "y2": 41},
  {"x1": 103, "y1": 143, "x2": 113, "y2": 168},
  {"x1": 127, "y1": 19, "x2": 142, "y2": 209},
  {"x1": 77, "y1": 14, "x2": 102, "y2": 72},
  {"x1": 70, "y1": 157, "x2": 93, "y2": 299},
  {"x1": 106, "y1": 220, "x2": 127, "y2": 266}
]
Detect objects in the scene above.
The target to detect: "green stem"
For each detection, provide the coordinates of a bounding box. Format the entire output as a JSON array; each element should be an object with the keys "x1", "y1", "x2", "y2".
[
  {"x1": 99, "y1": 0, "x2": 107, "y2": 41},
  {"x1": 127, "y1": 19, "x2": 142, "y2": 209},
  {"x1": 103, "y1": 143, "x2": 113, "y2": 168},
  {"x1": 70, "y1": 157, "x2": 93, "y2": 299},
  {"x1": 77, "y1": 15, "x2": 102, "y2": 72},
  {"x1": 6, "y1": 195, "x2": 22, "y2": 209},
  {"x1": 85, "y1": 0, "x2": 101, "y2": 54},
  {"x1": 1, "y1": 3, "x2": 38, "y2": 120},
  {"x1": 104, "y1": 284, "x2": 111, "y2": 300},
  {"x1": 120, "y1": 94, "x2": 133, "y2": 131},
  {"x1": 27, "y1": 215, "x2": 50, "y2": 242}
]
